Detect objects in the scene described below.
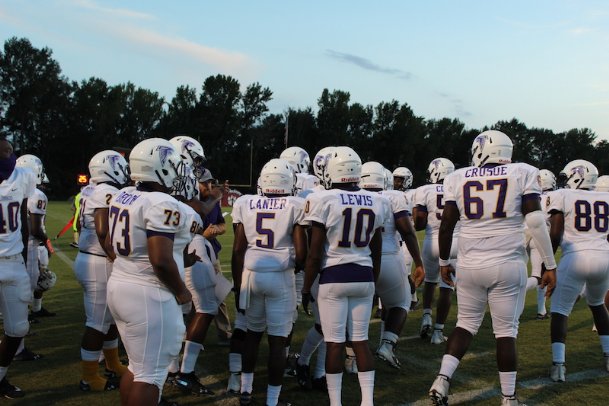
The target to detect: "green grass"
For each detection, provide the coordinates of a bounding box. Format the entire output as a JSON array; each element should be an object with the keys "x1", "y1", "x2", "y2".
[{"x1": 6, "y1": 201, "x2": 608, "y2": 405}]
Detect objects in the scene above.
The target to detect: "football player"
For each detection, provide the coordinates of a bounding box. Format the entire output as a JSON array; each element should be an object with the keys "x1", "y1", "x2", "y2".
[
  {"x1": 280, "y1": 146, "x2": 319, "y2": 196},
  {"x1": 547, "y1": 160, "x2": 609, "y2": 381},
  {"x1": 73, "y1": 150, "x2": 130, "y2": 391},
  {"x1": 413, "y1": 158, "x2": 458, "y2": 344},
  {"x1": 0, "y1": 138, "x2": 36, "y2": 398},
  {"x1": 428, "y1": 131, "x2": 557, "y2": 406},
  {"x1": 231, "y1": 158, "x2": 307, "y2": 406},
  {"x1": 302, "y1": 147, "x2": 384, "y2": 406},
  {"x1": 594, "y1": 175, "x2": 609, "y2": 312},
  {"x1": 360, "y1": 162, "x2": 424, "y2": 368},
  {"x1": 106, "y1": 138, "x2": 191, "y2": 405}
]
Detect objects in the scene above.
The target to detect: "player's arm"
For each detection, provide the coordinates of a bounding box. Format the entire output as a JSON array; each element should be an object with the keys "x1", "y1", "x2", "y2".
[
  {"x1": 94, "y1": 208, "x2": 115, "y2": 261},
  {"x1": 413, "y1": 205, "x2": 428, "y2": 231},
  {"x1": 396, "y1": 214, "x2": 425, "y2": 287},
  {"x1": 148, "y1": 234, "x2": 191, "y2": 304},
  {"x1": 303, "y1": 221, "x2": 325, "y2": 294},
  {"x1": 548, "y1": 210, "x2": 564, "y2": 254},
  {"x1": 369, "y1": 227, "x2": 383, "y2": 283},
  {"x1": 29, "y1": 213, "x2": 49, "y2": 243},
  {"x1": 20, "y1": 198, "x2": 29, "y2": 263},
  {"x1": 438, "y1": 201, "x2": 459, "y2": 286},
  {"x1": 292, "y1": 224, "x2": 308, "y2": 272},
  {"x1": 187, "y1": 190, "x2": 223, "y2": 217}
]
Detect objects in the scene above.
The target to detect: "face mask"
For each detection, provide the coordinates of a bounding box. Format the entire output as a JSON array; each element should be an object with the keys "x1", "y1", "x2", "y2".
[{"x1": 0, "y1": 153, "x2": 16, "y2": 182}]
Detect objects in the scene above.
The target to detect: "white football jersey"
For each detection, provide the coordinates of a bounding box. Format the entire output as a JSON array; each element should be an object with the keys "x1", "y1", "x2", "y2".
[
  {"x1": 173, "y1": 202, "x2": 203, "y2": 276},
  {"x1": 0, "y1": 168, "x2": 36, "y2": 256},
  {"x1": 78, "y1": 183, "x2": 119, "y2": 256},
  {"x1": 443, "y1": 163, "x2": 541, "y2": 266},
  {"x1": 232, "y1": 194, "x2": 307, "y2": 272},
  {"x1": 379, "y1": 190, "x2": 410, "y2": 254},
  {"x1": 404, "y1": 189, "x2": 416, "y2": 214},
  {"x1": 109, "y1": 187, "x2": 185, "y2": 288},
  {"x1": 547, "y1": 189, "x2": 609, "y2": 255},
  {"x1": 414, "y1": 183, "x2": 461, "y2": 239},
  {"x1": 296, "y1": 173, "x2": 319, "y2": 194},
  {"x1": 27, "y1": 187, "x2": 48, "y2": 241},
  {"x1": 304, "y1": 188, "x2": 384, "y2": 269}
]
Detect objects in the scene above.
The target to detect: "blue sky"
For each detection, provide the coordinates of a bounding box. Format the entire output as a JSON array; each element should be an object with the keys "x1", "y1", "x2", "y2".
[{"x1": 1, "y1": 0, "x2": 608, "y2": 139}]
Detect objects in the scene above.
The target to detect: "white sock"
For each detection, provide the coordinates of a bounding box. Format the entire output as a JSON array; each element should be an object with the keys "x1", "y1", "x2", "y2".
[
  {"x1": 81, "y1": 348, "x2": 102, "y2": 362},
  {"x1": 499, "y1": 371, "x2": 517, "y2": 397},
  {"x1": 103, "y1": 339, "x2": 118, "y2": 349},
  {"x1": 434, "y1": 323, "x2": 445, "y2": 331},
  {"x1": 267, "y1": 384, "x2": 281, "y2": 406},
  {"x1": 241, "y1": 372, "x2": 254, "y2": 393},
  {"x1": 285, "y1": 346, "x2": 290, "y2": 358},
  {"x1": 552, "y1": 342, "x2": 566, "y2": 364},
  {"x1": 526, "y1": 277, "x2": 538, "y2": 291},
  {"x1": 229, "y1": 352, "x2": 242, "y2": 373},
  {"x1": 438, "y1": 354, "x2": 460, "y2": 378},
  {"x1": 423, "y1": 308, "x2": 432, "y2": 316},
  {"x1": 326, "y1": 372, "x2": 343, "y2": 406},
  {"x1": 32, "y1": 298, "x2": 42, "y2": 312},
  {"x1": 600, "y1": 335, "x2": 609, "y2": 354},
  {"x1": 381, "y1": 331, "x2": 398, "y2": 345},
  {"x1": 537, "y1": 286, "x2": 547, "y2": 314},
  {"x1": 0, "y1": 366, "x2": 7, "y2": 381},
  {"x1": 412, "y1": 290, "x2": 418, "y2": 303},
  {"x1": 358, "y1": 370, "x2": 375, "y2": 406},
  {"x1": 314, "y1": 341, "x2": 326, "y2": 378},
  {"x1": 168, "y1": 356, "x2": 180, "y2": 374},
  {"x1": 180, "y1": 340, "x2": 203, "y2": 374},
  {"x1": 299, "y1": 328, "x2": 323, "y2": 366}
]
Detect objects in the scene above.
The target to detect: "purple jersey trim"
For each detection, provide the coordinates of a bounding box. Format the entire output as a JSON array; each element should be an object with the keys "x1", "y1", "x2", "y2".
[
  {"x1": 522, "y1": 193, "x2": 540, "y2": 202},
  {"x1": 415, "y1": 205, "x2": 428, "y2": 212},
  {"x1": 394, "y1": 210, "x2": 409, "y2": 220},
  {"x1": 319, "y1": 264, "x2": 374, "y2": 284},
  {"x1": 146, "y1": 230, "x2": 175, "y2": 240}
]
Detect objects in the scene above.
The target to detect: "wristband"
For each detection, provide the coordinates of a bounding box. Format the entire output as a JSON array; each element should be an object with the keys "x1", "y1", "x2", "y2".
[{"x1": 439, "y1": 258, "x2": 451, "y2": 267}]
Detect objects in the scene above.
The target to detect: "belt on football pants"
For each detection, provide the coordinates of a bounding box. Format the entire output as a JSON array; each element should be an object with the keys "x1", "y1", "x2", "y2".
[
  {"x1": 79, "y1": 250, "x2": 107, "y2": 258},
  {"x1": 0, "y1": 254, "x2": 22, "y2": 260}
]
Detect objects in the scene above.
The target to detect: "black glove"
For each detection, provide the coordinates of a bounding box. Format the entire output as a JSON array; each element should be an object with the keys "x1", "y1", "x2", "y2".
[{"x1": 301, "y1": 291, "x2": 314, "y2": 316}]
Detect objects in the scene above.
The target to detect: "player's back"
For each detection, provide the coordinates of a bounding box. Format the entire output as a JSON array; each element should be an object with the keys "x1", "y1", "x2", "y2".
[
  {"x1": 233, "y1": 194, "x2": 305, "y2": 272},
  {"x1": 79, "y1": 182, "x2": 118, "y2": 256},
  {"x1": 109, "y1": 186, "x2": 183, "y2": 287},
  {"x1": 27, "y1": 187, "x2": 48, "y2": 239},
  {"x1": 379, "y1": 190, "x2": 409, "y2": 254},
  {"x1": 444, "y1": 162, "x2": 541, "y2": 266},
  {"x1": 548, "y1": 188, "x2": 609, "y2": 254},
  {"x1": 0, "y1": 167, "x2": 35, "y2": 256}
]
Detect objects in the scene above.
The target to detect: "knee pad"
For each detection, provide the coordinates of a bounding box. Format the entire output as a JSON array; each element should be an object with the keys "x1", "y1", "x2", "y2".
[{"x1": 6, "y1": 319, "x2": 29, "y2": 338}]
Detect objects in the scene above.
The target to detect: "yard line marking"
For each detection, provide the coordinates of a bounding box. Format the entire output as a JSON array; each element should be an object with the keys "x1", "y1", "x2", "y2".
[
  {"x1": 398, "y1": 334, "x2": 421, "y2": 342},
  {"x1": 461, "y1": 351, "x2": 493, "y2": 361},
  {"x1": 53, "y1": 248, "x2": 74, "y2": 267}
]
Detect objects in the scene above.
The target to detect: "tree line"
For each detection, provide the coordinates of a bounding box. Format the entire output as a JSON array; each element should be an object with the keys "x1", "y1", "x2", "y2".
[{"x1": 1, "y1": 36, "x2": 608, "y2": 198}]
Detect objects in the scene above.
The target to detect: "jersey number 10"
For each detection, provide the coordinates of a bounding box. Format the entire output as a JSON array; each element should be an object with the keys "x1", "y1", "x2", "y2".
[{"x1": 338, "y1": 208, "x2": 376, "y2": 248}]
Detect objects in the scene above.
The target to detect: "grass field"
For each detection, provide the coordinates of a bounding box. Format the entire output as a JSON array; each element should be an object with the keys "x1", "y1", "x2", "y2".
[{"x1": 5, "y1": 201, "x2": 609, "y2": 405}]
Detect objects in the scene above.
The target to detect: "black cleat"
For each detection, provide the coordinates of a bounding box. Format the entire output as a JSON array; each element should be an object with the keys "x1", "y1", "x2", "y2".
[
  {"x1": 13, "y1": 347, "x2": 42, "y2": 361},
  {"x1": 296, "y1": 362, "x2": 312, "y2": 389},
  {"x1": 31, "y1": 307, "x2": 56, "y2": 317},
  {"x1": 240, "y1": 391, "x2": 252, "y2": 406},
  {"x1": 0, "y1": 377, "x2": 24, "y2": 399},
  {"x1": 79, "y1": 376, "x2": 119, "y2": 392},
  {"x1": 312, "y1": 375, "x2": 327, "y2": 391},
  {"x1": 158, "y1": 397, "x2": 179, "y2": 406},
  {"x1": 174, "y1": 372, "x2": 214, "y2": 396}
]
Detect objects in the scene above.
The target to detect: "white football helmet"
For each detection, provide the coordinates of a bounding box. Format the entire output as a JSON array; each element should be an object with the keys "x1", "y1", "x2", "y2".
[
  {"x1": 16, "y1": 154, "x2": 44, "y2": 185},
  {"x1": 88, "y1": 150, "x2": 130, "y2": 187},
  {"x1": 427, "y1": 158, "x2": 455, "y2": 184},
  {"x1": 325, "y1": 146, "x2": 362, "y2": 189},
  {"x1": 256, "y1": 176, "x2": 263, "y2": 196},
  {"x1": 539, "y1": 169, "x2": 556, "y2": 192},
  {"x1": 384, "y1": 168, "x2": 394, "y2": 190},
  {"x1": 595, "y1": 175, "x2": 609, "y2": 192},
  {"x1": 171, "y1": 165, "x2": 198, "y2": 201},
  {"x1": 169, "y1": 136, "x2": 206, "y2": 178},
  {"x1": 559, "y1": 159, "x2": 598, "y2": 190},
  {"x1": 280, "y1": 146, "x2": 311, "y2": 174},
  {"x1": 360, "y1": 161, "x2": 386, "y2": 190},
  {"x1": 392, "y1": 167, "x2": 413, "y2": 191},
  {"x1": 313, "y1": 146, "x2": 336, "y2": 184},
  {"x1": 129, "y1": 138, "x2": 185, "y2": 191},
  {"x1": 37, "y1": 269, "x2": 57, "y2": 292},
  {"x1": 471, "y1": 130, "x2": 513, "y2": 167},
  {"x1": 259, "y1": 158, "x2": 296, "y2": 195}
]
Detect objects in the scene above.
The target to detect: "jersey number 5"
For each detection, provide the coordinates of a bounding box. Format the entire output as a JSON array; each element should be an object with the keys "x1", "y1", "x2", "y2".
[
  {"x1": 255, "y1": 212, "x2": 275, "y2": 248},
  {"x1": 338, "y1": 208, "x2": 376, "y2": 248}
]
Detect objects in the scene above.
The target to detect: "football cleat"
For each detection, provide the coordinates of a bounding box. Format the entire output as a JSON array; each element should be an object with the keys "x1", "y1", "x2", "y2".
[
  {"x1": 165, "y1": 372, "x2": 178, "y2": 386},
  {"x1": 240, "y1": 391, "x2": 252, "y2": 406},
  {"x1": 158, "y1": 397, "x2": 179, "y2": 406},
  {"x1": 174, "y1": 371, "x2": 214, "y2": 396},
  {"x1": 284, "y1": 352, "x2": 300, "y2": 377},
  {"x1": 344, "y1": 355, "x2": 358, "y2": 374},
  {"x1": 550, "y1": 363, "x2": 566, "y2": 382},
  {"x1": 535, "y1": 313, "x2": 548, "y2": 320},
  {"x1": 79, "y1": 376, "x2": 119, "y2": 392},
  {"x1": 311, "y1": 375, "x2": 327, "y2": 391},
  {"x1": 0, "y1": 378, "x2": 24, "y2": 399},
  {"x1": 375, "y1": 340, "x2": 401, "y2": 369},
  {"x1": 31, "y1": 307, "x2": 56, "y2": 317},
  {"x1": 227, "y1": 372, "x2": 241, "y2": 394},
  {"x1": 13, "y1": 348, "x2": 42, "y2": 361},
  {"x1": 431, "y1": 329, "x2": 447, "y2": 345},
  {"x1": 420, "y1": 313, "x2": 433, "y2": 338},
  {"x1": 501, "y1": 394, "x2": 527, "y2": 406},
  {"x1": 429, "y1": 375, "x2": 450, "y2": 406},
  {"x1": 296, "y1": 362, "x2": 312, "y2": 389}
]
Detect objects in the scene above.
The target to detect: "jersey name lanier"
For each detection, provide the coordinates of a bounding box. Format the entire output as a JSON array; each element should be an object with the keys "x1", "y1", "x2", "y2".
[
  {"x1": 232, "y1": 195, "x2": 307, "y2": 272},
  {"x1": 173, "y1": 202, "x2": 203, "y2": 278},
  {"x1": 79, "y1": 183, "x2": 119, "y2": 256},
  {"x1": 109, "y1": 187, "x2": 184, "y2": 288},
  {"x1": 0, "y1": 167, "x2": 36, "y2": 256},
  {"x1": 443, "y1": 162, "x2": 541, "y2": 266},
  {"x1": 27, "y1": 187, "x2": 48, "y2": 240},
  {"x1": 378, "y1": 190, "x2": 409, "y2": 254},
  {"x1": 304, "y1": 188, "x2": 384, "y2": 269},
  {"x1": 547, "y1": 189, "x2": 609, "y2": 255}
]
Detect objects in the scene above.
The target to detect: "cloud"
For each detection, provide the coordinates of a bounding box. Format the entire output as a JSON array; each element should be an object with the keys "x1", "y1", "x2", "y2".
[
  {"x1": 69, "y1": 0, "x2": 155, "y2": 20},
  {"x1": 568, "y1": 27, "x2": 594, "y2": 36},
  {"x1": 436, "y1": 92, "x2": 472, "y2": 117},
  {"x1": 325, "y1": 49, "x2": 412, "y2": 80}
]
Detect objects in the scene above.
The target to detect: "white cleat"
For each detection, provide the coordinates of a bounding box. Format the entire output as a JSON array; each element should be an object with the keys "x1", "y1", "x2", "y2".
[
  {"x1": 501, "y1": 394, "x2": 527, "y2": 406},
  {"x1": 430, "y1": 329, "x2": 447, "y2": 345},
  {"x1": 549, "y1": 363, "x2": 566, "y2": 382},
  {"x1": 420, "y1": 313, "x2": 433, "y2": 339},
  {"x1": 226, "y1": 372, "x2": 241, "y2": 394},
  {"x1": 344, "y1": 355, "x2": 358, "y2": 374},
  {"x1": 375, "y1": 340, "x2": 401, "y2": 369},
  {"x1": 429, "y1": 375, "x2": 450, "y2": 406}
]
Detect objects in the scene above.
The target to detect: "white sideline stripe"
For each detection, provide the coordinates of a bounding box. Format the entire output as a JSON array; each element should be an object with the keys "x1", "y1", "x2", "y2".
[
  {"x1": 53, "y1": 248, "x2": 74, "y2": 267},
  {"x1": 401, "y1": 368, "x2": 608, "y2": 406},
  {"x1": 461, "y1": 351, "x2": 492, "y2": 361},
  {"x1": 398, "y1": 334, "x2": 420, "y2": 342}
]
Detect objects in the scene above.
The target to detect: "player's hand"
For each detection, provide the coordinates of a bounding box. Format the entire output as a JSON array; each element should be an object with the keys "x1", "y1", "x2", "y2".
[
  {"x1": 541, "y1": 268, "x2": 557, "y2": 298},
  {"x1": 203, "y1": 225, "x2": 219, "y2": 239},
  {"x1": 184, "y1": 249, "x2": 200, "y2": 268},
  {"x1": 301, "y1": 291, "x2": 314, "y2": 315},
  {"x1": 412, "y1": 265, "x2": 425, "y2": 288},
  {"x1": 175, "y1": 288, "x2": 192, "y2": 305},
  {"x1": 210, "y1": 183, "x2": 223, "y2": 200},
  {"x1": 440, "y1": 264, "x2": 456, "y2": 287}
]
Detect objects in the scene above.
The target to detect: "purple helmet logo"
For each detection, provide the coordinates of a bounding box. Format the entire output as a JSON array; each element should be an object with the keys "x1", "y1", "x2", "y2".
[
  {"x1": 474, "y1": 135, "x2": 487, "y2": 149},
  {"x1": 107, "y1": 154, "x2": 120, "y2": 171},
  {"x1": 182, "y1": 140, "x2": 195, "y2": 153},
  {"x1": 432, "y1": 159, "x2": 441, "y2": 169},
  {"x1": 157, "y1": 145, "x2": 174, "y2": 166},
  {"x1": 571, "y1": 165, "x2": 586, "y2": 177}
]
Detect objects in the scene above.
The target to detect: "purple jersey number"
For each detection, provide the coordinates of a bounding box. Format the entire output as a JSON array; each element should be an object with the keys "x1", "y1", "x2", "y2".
[{"x1": 463, "y1": 179, "x2": 508, "y2": 219}]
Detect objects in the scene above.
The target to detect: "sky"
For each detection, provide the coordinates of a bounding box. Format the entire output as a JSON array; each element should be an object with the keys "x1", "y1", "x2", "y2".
[{"x1": 1, "y1": 0, "x2": 609, "y2": 139}]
